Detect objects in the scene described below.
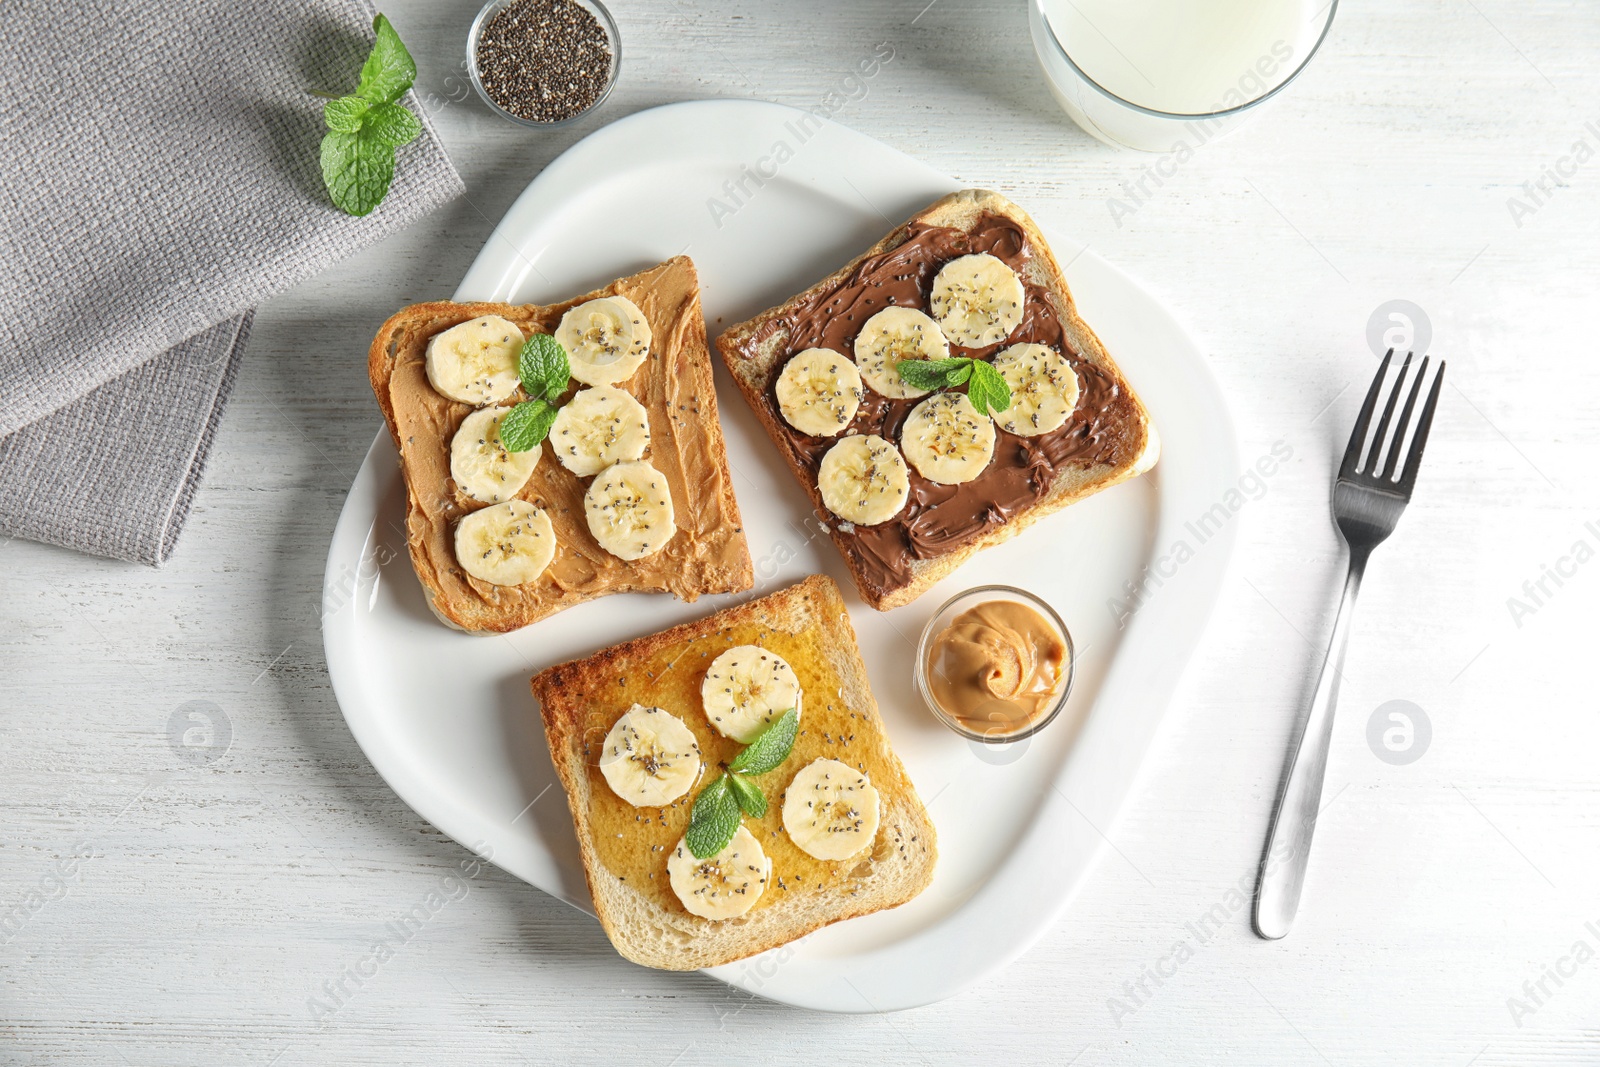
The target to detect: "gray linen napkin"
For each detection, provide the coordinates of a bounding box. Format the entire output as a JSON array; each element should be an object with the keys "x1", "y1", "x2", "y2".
[{"x1": 0, "y1": 0, "x2": 464, "y2": 564}]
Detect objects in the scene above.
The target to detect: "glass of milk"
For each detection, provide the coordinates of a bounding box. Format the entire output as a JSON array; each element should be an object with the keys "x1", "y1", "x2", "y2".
[{"x1": 1028, "y1": 0, "x2": 1338, "y2": 151}]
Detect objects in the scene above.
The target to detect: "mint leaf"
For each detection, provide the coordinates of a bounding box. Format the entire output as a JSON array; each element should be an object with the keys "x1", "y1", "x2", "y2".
[
  {"x1": 519, "y1": 334, "x2": 571, "y2": 402},
  {"x1": 323, "y1": 95, "x2": 370, "y2": 133},
  {"x1": 895, "y1": 358, "x2": 958, "y2": 391},
  {"x1": 357, "y1": 14, "x2": 417, "y2": 105},
  {"x1": 894, "y1": 355, "x2": 1012, "y2": 415},
  {"x1": 365, "y1": 101, "x2": 421, "y2": 147},
  {"x1": 728, "y1": 708, "x2": 799, "y2": 776},
  {"x1": 321, "y1": 14, "x2": 421, "y2": 216},
  {"x1": 686, "y1": 774, "x2": 742, "y2": 858},
  {"x1": 319, "y1": 127, "x2": 396, "y2": 217},
  {"x1": 498, "y1": 399, "x2": 559, "y2": 452},
  {"x1": 726, "y1": 774, "x2": 768, "y2": 818},
  {"x1": 966, "y1": 359, "x2": 1013, "y2": 415}
]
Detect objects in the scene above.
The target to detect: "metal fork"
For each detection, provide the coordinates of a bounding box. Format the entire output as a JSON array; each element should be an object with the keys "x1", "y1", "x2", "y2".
[{"x1": 1253, "y1": 349, "x2": 1445, "y2": 940}]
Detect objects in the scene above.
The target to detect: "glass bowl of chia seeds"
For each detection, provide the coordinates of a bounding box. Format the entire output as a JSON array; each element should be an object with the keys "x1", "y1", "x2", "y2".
[{"x1": 467, "y1": 0, "x2": 620, "y2": 129}]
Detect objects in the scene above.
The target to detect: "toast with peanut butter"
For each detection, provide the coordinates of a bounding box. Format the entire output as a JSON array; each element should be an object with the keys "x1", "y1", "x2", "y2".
[
  {"x1": 368, "y1": 257, "x2": 753, "y2": 633},
  {"x1": 530, "y1": 574, "x2": 937, "y2": 971},
  {"x1": 714, "y1": 189, "x2": 1158, "y2": 610}
]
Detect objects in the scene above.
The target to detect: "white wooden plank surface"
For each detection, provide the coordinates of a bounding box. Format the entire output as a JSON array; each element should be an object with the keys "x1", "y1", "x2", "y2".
[{"x1": 4, "y1": 0, "x2": 1599, "y2": 1062}]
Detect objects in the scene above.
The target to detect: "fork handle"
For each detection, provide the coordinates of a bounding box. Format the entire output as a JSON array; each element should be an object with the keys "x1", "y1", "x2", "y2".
[{"x1": 1253, "y1": 547, "x2": 1369, "y2": 940}]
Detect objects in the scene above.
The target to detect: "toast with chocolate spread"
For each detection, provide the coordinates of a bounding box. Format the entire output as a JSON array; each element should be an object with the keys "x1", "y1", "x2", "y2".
[
  {"x1": 368, "y1": 257, "x2": 753, "y2": 633},
  {"x1": 713, "y1": 189, "x2": 1158, "y2": 610}
]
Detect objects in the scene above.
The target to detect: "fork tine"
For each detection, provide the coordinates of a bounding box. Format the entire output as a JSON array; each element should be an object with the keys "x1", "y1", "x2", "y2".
[
  {"x1": 1397, "y1": 360, "x2": 1445, "y2": 494},
  {"x1": 1380, "y1": 355, "x2": 1431, "y2": 481},
  {"x1": 1363, "y1": 350, "x2": 1413, "y2": 474},
  {"x1": 1341, "y1": 349, "x2": 1393, "y2": 477}
]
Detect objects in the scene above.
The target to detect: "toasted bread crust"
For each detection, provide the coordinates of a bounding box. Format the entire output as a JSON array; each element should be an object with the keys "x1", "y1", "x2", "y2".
[
  {"x1": 530, "y1": 575, "x2": 937, "y2": 970},
  {"x1": 714, "y1": 190, "x2": 1158, "y2": 610},
  {"x1": 368, "y1": 257, "x2": 753, "y2": 632}
]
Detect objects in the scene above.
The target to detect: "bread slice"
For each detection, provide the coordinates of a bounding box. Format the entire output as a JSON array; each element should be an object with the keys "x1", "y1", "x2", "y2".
[
  {"x1": 529, "y1": 574, "x2": 937, "y2": 971},
  {"x1": 368, "y1": 257, "x2": 752, "y2": 633},
  {"x1": 714, "y1": 189, "x2": 1159, "y2": 611}
]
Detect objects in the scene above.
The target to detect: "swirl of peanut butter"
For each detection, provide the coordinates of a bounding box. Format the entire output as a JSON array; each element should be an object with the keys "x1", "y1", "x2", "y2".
[{"x1": 926, "y1": 600, "x2": 1067, "y2": 736}]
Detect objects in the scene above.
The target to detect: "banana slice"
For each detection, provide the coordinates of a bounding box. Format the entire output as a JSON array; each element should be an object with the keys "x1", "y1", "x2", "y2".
[
  {"x1": 816, "y1": 434, "x2": 911, "y2": 526},
  {"x1": 701, "y1": 645, "x2": 802, "y2": 743},
  {"x1": 583, "y1": 459, "x2": 675, "y2": 560},
  {"x1": 929, "y1": 253, "x2": 1025, "y2": 348},
  {"x1": 554, "y1": 296, "x2": 652, "y2": 387},
  {"x1": 667, "y1": 825, "x2": 770, "y2": 920},
  {"x1": 454, "y1": 499, "x2": 555, "y2": 586},
  {"x1": 852, "y1": 307, "x2": 948, "y2": 399},
  {"x1": 449, "y1": 407, "x2": 542, "y2": 504},
  {"x1": 598, "y1": 704, "x2": 702, "y2": 807},
  {"x1": 992, "y1": 343, "x2": 1081, "y2": 437},
  {"x1": 775, "y1": 348, "x2": 864, "y2": 437},
  {"x1": 549, "y1": 385, "x2": 651, "y2": 476},
  {"x1": 426, "y1": 315, "x2": 524, "y2": 404},
  {"x1": 900, "y1": 392, "x2": 996, "y2": 485},
  {"x1": 782, "y1": 758, "x2": 881, "y2": 862}
]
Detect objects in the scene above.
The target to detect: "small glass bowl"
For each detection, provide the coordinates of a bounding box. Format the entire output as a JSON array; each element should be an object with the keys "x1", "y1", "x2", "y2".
[
  {"x1": 467, "y1": 0, "x2": 621, "y2": 130},
  {"x1": 915, "y1": 585, "x2": 1075, "y2": 745}
]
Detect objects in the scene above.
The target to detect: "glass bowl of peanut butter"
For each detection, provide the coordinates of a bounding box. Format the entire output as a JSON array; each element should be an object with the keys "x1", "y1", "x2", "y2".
[{"x1": 915, "y1": 585, "x2": 1074, "y2": 744}]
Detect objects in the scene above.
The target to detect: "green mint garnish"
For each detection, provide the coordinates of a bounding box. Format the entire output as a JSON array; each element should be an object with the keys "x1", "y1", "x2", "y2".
[
  {"x1": 684, "y1": 707, "x2": 800, "y2": 858},
  {"x1": 498, "y1": 399, "x2": 559, "y2": 453},
  {"x1": 497, "y1": 334, "x2": 573, "y2": 453},
  {"x1": 322, "y1": 96, "x2": 369, "y2": 133},
  {"x1": 895, "y1": 356, "x2": 1013, "y2": 416},
  {"x1": 726, "y1": 773, "x2": 768, "y2": 819},
  {"x1": 319, "y1": 15, "x2": 421, "y2": 217},
  {"x1": 356, "y1": 14, "x2": 418, "y2": 105},
  {"x1": 518, "y1": 334, "x2": 571, "y2": 402},
  {"x1": 685, "y1": 775, "x2": 742, "y2": 859},
  {"x1": 363, "y1": 102, "x2": 422, "y2": 147},
  {"x1": 964, "y1": 360, "x2": 1012, "y2": 416},
  {"x1": 727, "y1": 708, "x2": 799, "y2": 776}
]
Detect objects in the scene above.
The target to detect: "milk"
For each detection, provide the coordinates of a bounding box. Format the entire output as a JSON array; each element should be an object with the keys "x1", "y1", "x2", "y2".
[
  {"x1": 1029, "y1": 0, "x2": 1333, "y2": 149},
  {"x1": 1038, "y1": 0, "x2": 1326, "y2": 113}
]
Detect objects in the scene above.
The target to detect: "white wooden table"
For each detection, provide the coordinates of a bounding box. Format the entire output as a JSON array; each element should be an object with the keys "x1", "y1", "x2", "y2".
[{"x1": 5, "y1": 1, "x2": 1598, "y2": 1062}]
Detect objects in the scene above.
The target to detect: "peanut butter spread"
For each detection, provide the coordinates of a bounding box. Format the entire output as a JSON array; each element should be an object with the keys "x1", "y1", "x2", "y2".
[
  {"x1": 382, "y1": 259, "x2": 750, "y2": 628},
  {"x1": 739, "y1": 214, "x2": 1143, "y2": 602},
  {"x1": 926, "y1": 600, "x2": 1068, "y2": 736}
]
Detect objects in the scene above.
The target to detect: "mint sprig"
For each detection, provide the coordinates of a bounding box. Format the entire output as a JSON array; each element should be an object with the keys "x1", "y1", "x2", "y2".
[
  {"x1": 725, "y1": 774, "x2": 768, "y2": 819},
  {"x1": 519, "y1": 335, "x2": 571, "y2": 403},
  {"x1": 498, "y1": 398, "x2": 560, "y2": 452},
  {"x1": 685, "y1": 708, "x2": 798, "y2": 858},
  {"x1": 728, "y1": 708, "x2": 800, "y2": 775},
  {"x1": 320, "y1": 15, "x2": 422, "y2": 217},
  {"x1": 356, "y1": 14, "x2": 418, "y2": 105},
  {"x1": 895, "y1": 357, "x2": 1013, "y2": 416},
  {"x1": 499, "y1": 335, "x2": 573, "y2": 452},
  {"x1": 685, "y1": 776, "x2": 742, "y2": 860}
]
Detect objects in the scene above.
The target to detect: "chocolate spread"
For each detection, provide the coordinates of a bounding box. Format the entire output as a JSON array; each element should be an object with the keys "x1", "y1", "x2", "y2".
[{"x1": 746, "y1": 214, "x2": 1141, "y2": 600}]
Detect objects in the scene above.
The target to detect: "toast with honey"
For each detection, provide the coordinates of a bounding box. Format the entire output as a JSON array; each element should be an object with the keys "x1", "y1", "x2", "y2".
[{"x1": 530, "y1": 574, "x2": 937, "y2": 971}]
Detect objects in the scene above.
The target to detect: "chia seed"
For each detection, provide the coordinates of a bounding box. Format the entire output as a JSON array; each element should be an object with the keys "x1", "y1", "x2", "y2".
[{"x1": 475, "y1": 0, "x2": 614, "y2": 124}]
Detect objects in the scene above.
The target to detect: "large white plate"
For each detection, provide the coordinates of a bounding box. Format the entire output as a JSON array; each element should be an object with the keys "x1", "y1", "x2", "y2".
[{"x1": 322, "y1": 100, "x2": 1239, "y2": 1012}]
